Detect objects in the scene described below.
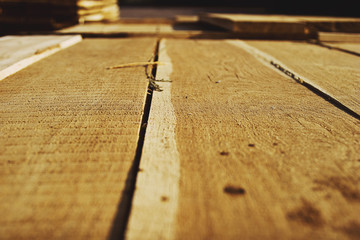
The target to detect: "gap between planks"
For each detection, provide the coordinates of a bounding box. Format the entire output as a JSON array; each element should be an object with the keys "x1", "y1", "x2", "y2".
[
  {"x1": 227, "y1": 40, "x2": 360, "y2": 121},
  {"x1": 125, "y1": 39, "x2": 181, "y2": 240},
  {"x1": 311, "y1": 41, "x2": 360, "y2": 57}
]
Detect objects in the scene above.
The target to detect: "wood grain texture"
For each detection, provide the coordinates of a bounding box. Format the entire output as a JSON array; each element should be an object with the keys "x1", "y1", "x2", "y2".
[
  {"x1": 144, "y1": 39, "x2": 360, "y2": 240},
  {"x1": 126, "y1": 40, "x2": 180, "y2": 240},
  {"x1": 245, "y1": 40, "x2": 360, "y2": 115},
  {"x1": 0, "y1": 38, "x2": 156, "y2": 240},
  {"x1": 0, "y1": 35, "x2": 82, "y2": 81}
]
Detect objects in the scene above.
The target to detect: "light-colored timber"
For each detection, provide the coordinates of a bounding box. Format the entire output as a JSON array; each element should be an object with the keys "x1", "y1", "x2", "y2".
[
  {"x1": 127, "y1": 39, "x2": 360, "y2": 240},
  {"x1": 245, "y1": 40, "x2": 360, "y2": 115},
  {"x1": 0, "y1": 35, "x2": 82, "y2": 81},
  {"x1": 0, "y1": 38, "x2": 156, "y2": 240},
  {"x1": 126, "y1": 40, "x2": 180, "y2": 240}
]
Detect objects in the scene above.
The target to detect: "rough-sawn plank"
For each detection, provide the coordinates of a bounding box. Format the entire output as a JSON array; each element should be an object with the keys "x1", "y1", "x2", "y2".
[
  {"x1": 0, "y1": 38, "x2": 156, "y2": 240},
  {"x1": 126, "y1": 39, "x2": 360, "y2": 240}
]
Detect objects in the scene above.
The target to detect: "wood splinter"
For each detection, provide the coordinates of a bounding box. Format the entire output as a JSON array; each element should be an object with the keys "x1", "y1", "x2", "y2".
[{"x1": 107, "y1": 61, "x2": 167, "y2": 69}]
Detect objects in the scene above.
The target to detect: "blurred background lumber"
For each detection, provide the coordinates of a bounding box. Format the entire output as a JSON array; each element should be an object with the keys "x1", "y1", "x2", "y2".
[{"x1": 0, "y1": 0, "x2": 120, "y2": 30}]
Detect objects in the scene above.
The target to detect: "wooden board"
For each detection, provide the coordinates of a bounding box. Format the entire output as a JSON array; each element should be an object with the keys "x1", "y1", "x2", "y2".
[
  {"x1": 57, "y1": 23, "x2": 239, "y2": 39},
  {"x1": 0, "y1": 35, "x2": 82, "y2": 81},
  {"x1": 200, "y1": 13, "x2": 360, "y2": 37},
  {"x1": 0, "y1": 38, "x2": 156, "y2": 240},
  {"x1": 244, "y1": 40, "x2": 360, "y2": 115},
  {"x1": 199, "y1": 13, "x2": 308, "y2": 39},
  {"x1": 126, "y1": 39, "x2": 360, "y2": 240}
]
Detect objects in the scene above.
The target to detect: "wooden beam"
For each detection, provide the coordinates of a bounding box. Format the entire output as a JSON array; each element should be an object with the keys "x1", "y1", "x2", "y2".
[
  {"x1": 199, "y1": 13, "x2": 309, "y2": 39},
  {"x1": 200, "y1": 13, "x2": 360, "y2": 37},
  {"x1": 126, "y1": 39, "x2": 360, "y2": 239},
  {"x1": 0, "y1": 38, "x2": 156, "y2": 240}
]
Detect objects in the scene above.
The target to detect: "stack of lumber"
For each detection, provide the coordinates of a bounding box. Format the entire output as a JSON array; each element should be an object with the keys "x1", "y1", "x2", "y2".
[{"x1": 0, "y1": 0, "x2": 120, "y2": 30}]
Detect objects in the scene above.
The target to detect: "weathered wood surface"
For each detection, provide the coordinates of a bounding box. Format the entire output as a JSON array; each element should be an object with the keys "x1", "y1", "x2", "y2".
[
  {"x1": 127, "y1": 39, "x2": 360, "y2": 240},
  {"x1": 200, "y1": 13, "x2": 360, "y2": 36},
  {"x1": 0, "y1": 38, "x2": 156, "y2": 240},
  {"x1": 0, "y1": 35, "x2": 82, "y2": 81},
  {"x1": 245, "y1": 40, "x2": 360, "y2": 115}
]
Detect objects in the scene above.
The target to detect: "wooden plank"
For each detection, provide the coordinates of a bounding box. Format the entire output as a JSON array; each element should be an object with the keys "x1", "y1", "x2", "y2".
[
  {"x1": 199, "y1": 13, "x2": 308, "y2": 39},
  {"x1": 318, "y1": 32, "x2": 360, "y2": 42},
  {"x1": 244, "y1": 40, "x2": 360, "y2": 115},
  {"x1": 200, "y1": 13, "x2": 360, "y2": 37},
  {"x1": 57, "y1": 23, "x2": 163, "y2": 34},
  {"x1": 56, "y1": 23, "x2": 239, "y2": 39},
  {"x1": 0, "y1": 38, "x2": 156, "y2": 240},
  {"x1": 126, "y1": 39, "x2": 360, "y2": 240},
  {"x1": 297, "y1": 16, "x2": 360, "y2": 33},
  {"x1": 0, "y1": 35, "x2": 82, "y2": 81}
]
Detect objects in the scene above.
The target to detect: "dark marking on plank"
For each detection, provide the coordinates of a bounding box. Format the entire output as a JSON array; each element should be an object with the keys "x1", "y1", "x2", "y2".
[
  {"x1": 220, "y1": 151, "x2": 230, "y2": 156},
  {"x1": 161, "y1": 196, "x2": 169, "y2": 202},
  {"x1": 287, "y1": 199, "x2": 324, "y2": 227},
  {"x1": 224, "y1": 185, "x2": 246, "y2": 195}
]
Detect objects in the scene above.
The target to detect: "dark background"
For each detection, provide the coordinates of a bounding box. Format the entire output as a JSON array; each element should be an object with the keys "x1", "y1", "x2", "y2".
[{"x1": 118, "y1": 0, "x2": 359, "y2": 17}]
